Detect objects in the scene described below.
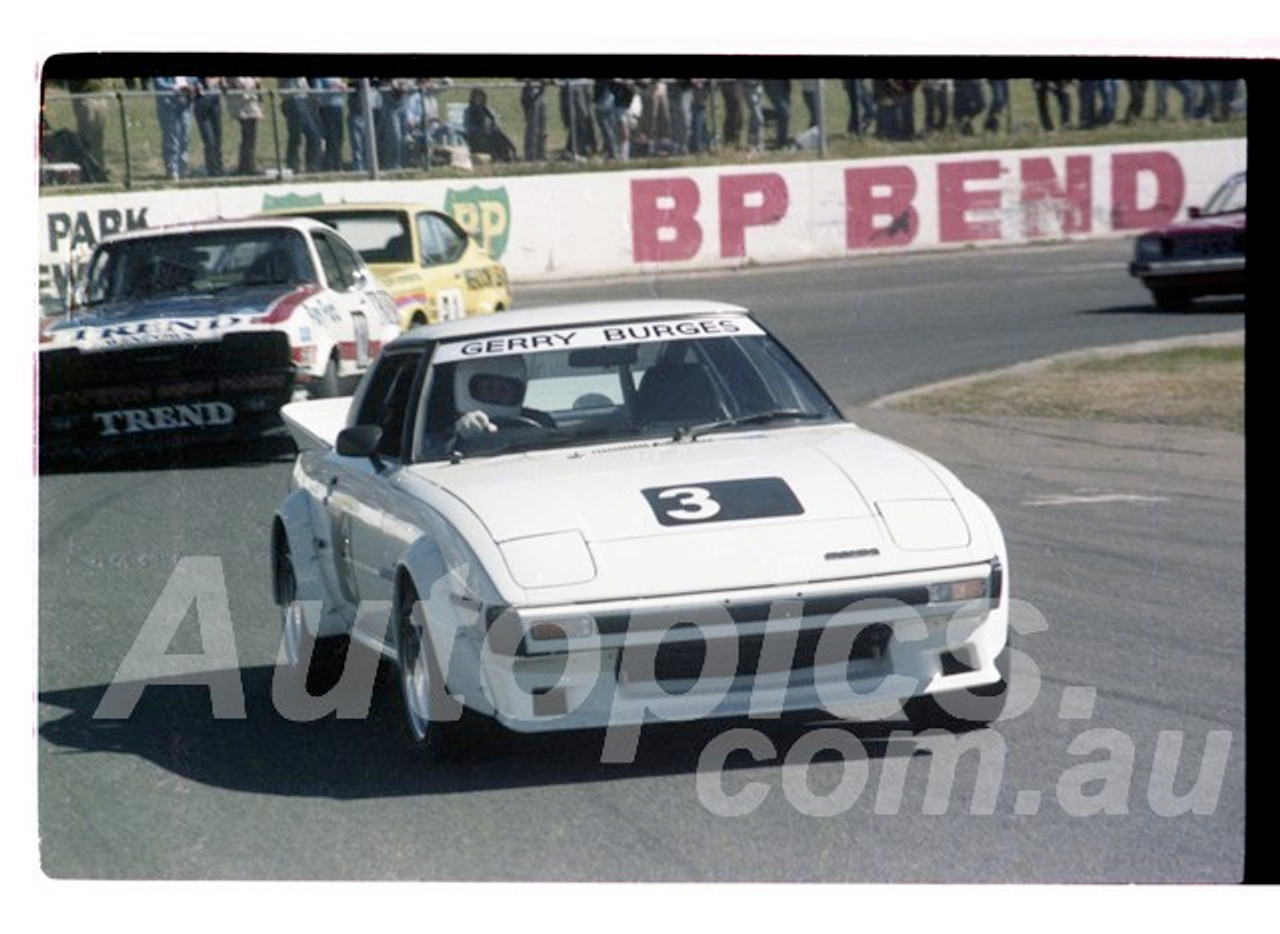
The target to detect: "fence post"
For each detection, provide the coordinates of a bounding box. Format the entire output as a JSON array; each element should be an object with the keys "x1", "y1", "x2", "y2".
[
  {"x1": 116, "y1": 91, "x2": 133, "y2": 190},
  {"x1": 818, "y1": 79, "x2": 827, "y2": 157},
  {"x1": 361, "y1": 79, "x2": 380, "y2": 180},
  {"x1": 267, "y1": 88, "x2": 283, "y2": 180}
]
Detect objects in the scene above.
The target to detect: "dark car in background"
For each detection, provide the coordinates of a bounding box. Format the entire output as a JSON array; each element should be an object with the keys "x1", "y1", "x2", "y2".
[{"x1": 1130, "y1": 171, "x2": 1245, "y2": 310}]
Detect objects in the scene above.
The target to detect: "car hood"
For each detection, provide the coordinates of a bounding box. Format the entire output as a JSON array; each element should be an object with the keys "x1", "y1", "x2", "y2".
[
  {"x1": 1145, "y1": 211, "x2": 1246, "y2": 238},
  {"x1": 42, "y1": 285, "x2": 313, "y2": 350},
  {"x1": 412, "y1": 424, "x2": 998, "y2": 600}
]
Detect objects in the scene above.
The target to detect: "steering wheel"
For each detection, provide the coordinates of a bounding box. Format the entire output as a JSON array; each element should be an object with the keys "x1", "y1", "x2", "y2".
[{"x1": 492, "y1": 414, "x2": 548, "y2": 430}]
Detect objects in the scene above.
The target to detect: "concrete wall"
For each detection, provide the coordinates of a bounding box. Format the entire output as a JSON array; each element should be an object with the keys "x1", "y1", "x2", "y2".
[{"x1": 38, "y1": 138, "x2": 1246, "y2": 314}]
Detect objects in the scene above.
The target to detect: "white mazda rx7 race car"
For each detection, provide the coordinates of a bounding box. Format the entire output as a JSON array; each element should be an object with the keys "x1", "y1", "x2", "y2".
[{"x1": 272, "y1": 299, "x2": 1011, "y2": 757}]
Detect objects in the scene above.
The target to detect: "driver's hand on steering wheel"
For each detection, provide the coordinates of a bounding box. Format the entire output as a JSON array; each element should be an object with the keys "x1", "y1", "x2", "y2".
[{"x1": 455, "y1": 410, "x2": 497, "y2": 439}]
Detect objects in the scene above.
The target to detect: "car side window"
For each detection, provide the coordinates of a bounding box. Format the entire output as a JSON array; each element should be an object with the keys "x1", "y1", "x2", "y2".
[
  {"x1": 417, "y1": 214, "x2": 444, "y2": 266},
  {"x1": 313, "y1": 231, "x2": 363, "y2": 291},
  {"x1": 418, "y1": 213, "x2": 467, "y2": 266},
  {"x1": 433, "y1": 215, "x2": 468, "y2": 264},
  {"x1": 351, "y1": 350, "x2": 425, "y2": 461}
]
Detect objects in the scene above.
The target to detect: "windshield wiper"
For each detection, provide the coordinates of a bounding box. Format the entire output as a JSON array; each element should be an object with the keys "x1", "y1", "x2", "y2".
[{"x1": 677, "y1": 409, "x2": 830, "y2": 441}]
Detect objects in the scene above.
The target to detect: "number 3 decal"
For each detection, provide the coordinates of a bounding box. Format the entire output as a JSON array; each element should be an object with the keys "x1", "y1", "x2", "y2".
[
  {"x1": 643, "y1": 478, "x2": 804, "y2": 527},
  {"x1": 657, "y1": 486, "x2": 721, "y2": 522}
]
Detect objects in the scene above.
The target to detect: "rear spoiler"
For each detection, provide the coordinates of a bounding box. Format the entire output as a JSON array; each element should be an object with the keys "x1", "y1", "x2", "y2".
[{"x1": 281, "y1": 397, "x2": 351, "y2": 451}]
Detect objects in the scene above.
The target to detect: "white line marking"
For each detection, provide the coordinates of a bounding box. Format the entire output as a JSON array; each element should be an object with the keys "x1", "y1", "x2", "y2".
[{"x1": 1023, "y1": 493, "x2": 1169, "y2": 507}]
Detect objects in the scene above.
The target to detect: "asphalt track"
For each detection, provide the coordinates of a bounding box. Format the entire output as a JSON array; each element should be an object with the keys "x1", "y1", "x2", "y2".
[{"x1": 35, "y1": 238, "x2": 1247, "y2": 890}]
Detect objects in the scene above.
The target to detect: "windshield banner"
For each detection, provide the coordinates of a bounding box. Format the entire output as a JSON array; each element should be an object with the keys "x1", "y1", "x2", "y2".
[{"x1": 433, "y1": 315, "x2": 766, "y2": 362}]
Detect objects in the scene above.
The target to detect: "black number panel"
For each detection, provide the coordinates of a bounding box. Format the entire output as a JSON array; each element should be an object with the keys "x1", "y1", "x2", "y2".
[{"x1": 642, "y1": 478, "x2": 804, "y2": 526}]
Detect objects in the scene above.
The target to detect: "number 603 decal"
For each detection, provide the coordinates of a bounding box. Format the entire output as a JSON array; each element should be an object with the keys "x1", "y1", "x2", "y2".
[{"x1": 642, "y1": 478, "x2": 804, "y2": 526}]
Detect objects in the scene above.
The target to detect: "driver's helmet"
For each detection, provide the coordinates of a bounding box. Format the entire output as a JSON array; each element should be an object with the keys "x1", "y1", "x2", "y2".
[{"x1": 453, "y1": 354, "x2": 528, "y2": 421}]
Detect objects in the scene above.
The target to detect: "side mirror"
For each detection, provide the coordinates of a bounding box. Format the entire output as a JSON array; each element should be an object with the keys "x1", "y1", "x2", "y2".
[{"x1": 336, "y1": 424, "x2": 384, "y2": 468}]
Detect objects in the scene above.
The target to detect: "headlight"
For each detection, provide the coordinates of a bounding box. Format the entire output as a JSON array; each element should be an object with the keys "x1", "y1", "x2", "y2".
[
  {"x1": 927, "y1": 577, "x2": 989, "y2": 603},
  {"x1": 500, "y1": 531, "x2": 596, "y2": 588},
  {"x1": 1134, "y1": 236, "x2": 1163, "y2": 260},
  {"x1": 877, "y1": 500, "x2": 970, "y2": 550}
]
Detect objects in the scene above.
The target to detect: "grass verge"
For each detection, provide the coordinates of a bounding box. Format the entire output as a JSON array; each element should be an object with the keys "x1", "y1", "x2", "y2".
[{"x1": 879, "y1": 341, "x2": 1244, "y2": 433}]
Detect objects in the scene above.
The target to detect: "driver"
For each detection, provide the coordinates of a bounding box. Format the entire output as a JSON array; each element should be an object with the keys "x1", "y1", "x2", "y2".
[{"x1": 452, "y1": 355, "x2": 533, "y2": 440}]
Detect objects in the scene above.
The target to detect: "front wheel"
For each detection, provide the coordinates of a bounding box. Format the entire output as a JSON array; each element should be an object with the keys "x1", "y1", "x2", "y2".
[
  {"x1": 277, "y1": 542, "x2": 347, "y2": 687},
  {"x1": 1151, "y1": 287, "x2": 1195, "y2": 311},
  {"x1": 394, "y1": 583, "x2": 467, "y2": 760},
  {"x1": 310, "y1": 354, "x2": 341, "y2": 399}
]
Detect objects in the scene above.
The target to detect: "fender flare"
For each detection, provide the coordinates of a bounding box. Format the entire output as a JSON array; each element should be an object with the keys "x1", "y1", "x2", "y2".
[
  {"x1": 394, "y1": 537, "x2": 494, "y2": 716},
  {"x1": 272, "y1": 488, "x2": 352, "y2": 639}
]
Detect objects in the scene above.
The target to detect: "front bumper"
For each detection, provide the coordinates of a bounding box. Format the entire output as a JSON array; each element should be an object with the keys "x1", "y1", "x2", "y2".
[
  {"x1": 39, "y1": 330, "x2": 296, "y2": 462},
  {"x1": 1129, "y1": 256, "x2": 1245, "y2": 292},
  {"x1": 457, "y1": 560, "x2": 1008, "y2": 733}
]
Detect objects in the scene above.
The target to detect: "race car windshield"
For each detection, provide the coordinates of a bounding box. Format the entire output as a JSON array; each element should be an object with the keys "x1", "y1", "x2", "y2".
[
  {"x1": 1203, "y1": 175, "x2": 1246, "y2": 216},
  {"x1": 418, "y1": 323, "x2": 841, "y2": 461},
  {"x1": 82, "y1": 229, "x2": 314, "y2": 307},
  {"x1": 299, "y1": 211, "x2": 414, "y2": 264}
]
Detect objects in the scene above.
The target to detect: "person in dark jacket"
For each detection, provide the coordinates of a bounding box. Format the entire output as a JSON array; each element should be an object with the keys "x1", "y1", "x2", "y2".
[{"x1": 464, "y1": 87, "x2": 518, "y2": 162}]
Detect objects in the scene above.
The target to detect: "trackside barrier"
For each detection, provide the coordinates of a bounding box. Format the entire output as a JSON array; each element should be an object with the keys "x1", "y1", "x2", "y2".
[{"x1": 37, "y1": 138, "x2": 1245, "y2": 316}]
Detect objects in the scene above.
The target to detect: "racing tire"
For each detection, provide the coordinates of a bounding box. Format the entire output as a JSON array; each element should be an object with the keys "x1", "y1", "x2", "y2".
[
  {"x1": 393, "y1": 581, "x2": 468, "y2": 761},
  {"x1": 277, "y1": 542, "x2": 348, "y2": 688},
  {"x1": 310, "y1": 355, "x2": 341, "y2": 399},
  {"x1": 1151, "y1": 287, "x2": 1195, "y2": 311},
  {"x1": 903, "y1": 642, "x2": 1012, "y2": 732}
]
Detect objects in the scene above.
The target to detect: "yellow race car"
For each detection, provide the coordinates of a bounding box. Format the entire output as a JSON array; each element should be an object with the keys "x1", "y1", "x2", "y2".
[{"x1": 266, "y1": 203, "x2": 512, "y2": 330}]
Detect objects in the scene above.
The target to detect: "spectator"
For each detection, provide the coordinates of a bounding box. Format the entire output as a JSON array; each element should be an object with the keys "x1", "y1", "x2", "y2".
[
  {"x1": 801, "y1": 78, "x2": 821, "y2": 129},
  {"x1": 65, "y1": 77, "x2": 109, "y2": 181},
  {"x1": 1217, "y1": 78, "x2": 1244, "y2": 120},
  {"x1": 667, "y1": 79, "x2": 693, "y2": 155},
  {"x1": 720, "y1": 79, "x2": 743, "y2": 148},
  {"x1": 637, "y1": 79, "x2": 672, "y2": 155},
  {"x1": 1098, "y1": 79, "x2": 1118, "y2": 125},
  {"x1": 592, "y1": 79, "x2": 624, "y2": 160},
  {"x1": 40, "y1": 113, "x2": 107, "y2": 184},
  {"x1": 1033, "y1": 79, "x2": 1072, "y2": 131},
  {"x1": 313, "y1": 77, "x2": 347, "y2": 171},
  {"x1": 1079, "y1": 78, "x2": 1117, "y2": 128},
  {"x1": 1123, "y1": 79, "x2": 1148, "y2": 124},
  {"x1": 953, "y1": 79, "x2": 984, "y2": 135},
  {"x1": 841, "y1": 78, "x2": 875, "y2": 137},
  {"x1": 280, "y1": 77, "x2": 323, "y2": 174},
  {"x1": 225, "y1": 77, "x2": 263, "y2": 175},
  {"x1": 193, "y1": 77, "x2": 224, "y2": 177},
  {"x1": 404, "y1": 79, "x2": 469, "y2": 168},
  {"x1": 743, "y1": 79, "x2": 766, "y2": 153},
  {"x1": 558, "y1": 78, "x2": 596, "y2": 160},
  {"x1": 1155, "y1": 79, "x2": 1194, "y2": 120},
  {"x1": 152, "y1": 77, "x2": 197, "y2": 180},
  {"x1": 348, "y1": 78, "x2": 383, "y2": 171},
  {"x1": 620, "y1": 83, "x2": 645, "y2": 160},
  {"x1": 1191, "y1": 80, "x2": 1217, "y2": 120},
  {"x1": 687, "y1": 79, "x2": 710, "y2": 154},
  {"x1": 763, "y1": 78, "x2": 792, "y2": 148},
  {"x1": 378, "y1": 78, "x2": 418, "y2": 170},
  {"x1": 922, "y1": 79, "x2": 952, "y2": 135},
  {"x1": 520, "y1": 78, "x2": 549, "y2": 162},
  {"x1": 465, "y1": 86, "x2": 518, "y2": 162},
  {"x1": 874, "y1": 80, "x2": 916, "y2": 141},
  {"x1": 984, "y1": 78, "x2": 1010, "y2": 133}
]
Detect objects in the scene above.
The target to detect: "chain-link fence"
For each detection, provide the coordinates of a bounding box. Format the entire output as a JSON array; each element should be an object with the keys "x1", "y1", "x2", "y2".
[{"x1": 39, "y1": 77, "x2": 1246, "y2": 190}]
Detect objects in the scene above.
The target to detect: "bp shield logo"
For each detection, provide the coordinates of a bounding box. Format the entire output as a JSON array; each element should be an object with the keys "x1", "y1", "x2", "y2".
[{"x1": 445, "y1": 186, "x2": 511, "y2": 259}]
